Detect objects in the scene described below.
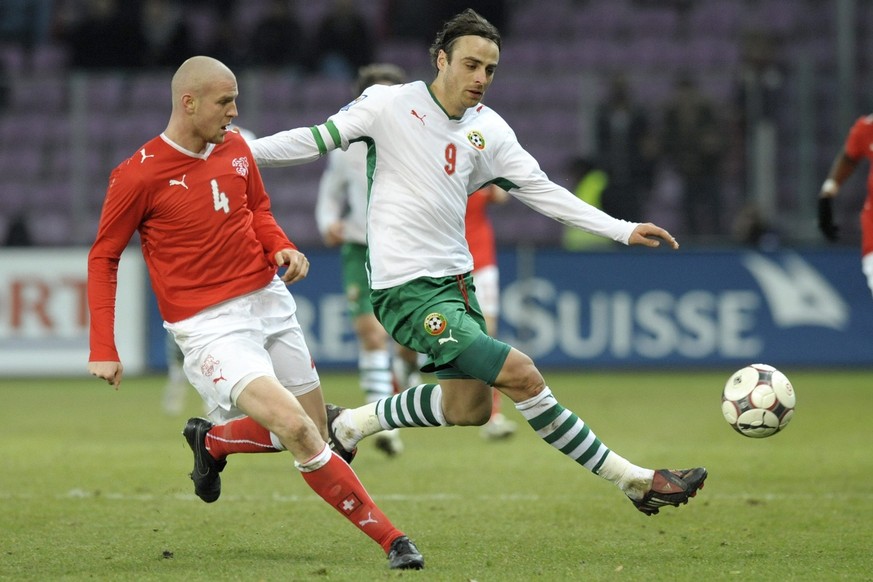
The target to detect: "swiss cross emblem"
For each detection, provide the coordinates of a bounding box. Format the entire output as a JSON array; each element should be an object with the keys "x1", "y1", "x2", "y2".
[{"x1": 338, "y1": 493, "x2": 362, "y2": 515}]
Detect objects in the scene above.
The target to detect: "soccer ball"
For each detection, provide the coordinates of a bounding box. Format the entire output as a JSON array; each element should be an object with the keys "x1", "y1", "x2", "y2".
[{"x1": 721, "y1": 363, "x2": 796, "y2": 438}]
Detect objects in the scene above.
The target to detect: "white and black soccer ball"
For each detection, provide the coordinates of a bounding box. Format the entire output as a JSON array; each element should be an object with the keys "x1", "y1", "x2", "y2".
[{"x1": 721, "y1": 363, "x2": 796, "y2": 438}]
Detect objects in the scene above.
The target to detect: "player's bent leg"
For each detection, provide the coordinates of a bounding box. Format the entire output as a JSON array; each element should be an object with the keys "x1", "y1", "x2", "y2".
[
  {"x1": 438, "y1": 378, "x2": 492, "y2": 425},
  {"x1": 492, "y1": 349, "x2": 707, "y2": 514},
  {"x1": 235, "y1": 376, "x2": 324, "y2": 460},
  {"x1": 238, "y1": 377, "x2": 424, "y2": 566}
]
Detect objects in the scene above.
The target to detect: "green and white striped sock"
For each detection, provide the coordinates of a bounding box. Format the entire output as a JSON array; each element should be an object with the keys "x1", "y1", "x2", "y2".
[{"x1": 515, "y1": 386, "x2": 652, "y2": 494}]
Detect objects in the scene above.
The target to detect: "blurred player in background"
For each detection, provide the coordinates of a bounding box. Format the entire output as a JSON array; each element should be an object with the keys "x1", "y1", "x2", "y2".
[
  {"x1": 316, "y1": 63, "x2": 416, "y2": 457},
  {"x1": 250, "y1": 10, "x2": 706, "y2": 518},
  {"x1": 465, "y1": 184, "x2": 517, "y2": 440},
  {"x1": 87, "y1": 55, "x2": 422, "y2": 569},
  {"x1": 161, "y1": 331, "x2": 188, "y2": 415},
  {"x1": 818, "y1": 114, "x2": 873, "y2": 299}
]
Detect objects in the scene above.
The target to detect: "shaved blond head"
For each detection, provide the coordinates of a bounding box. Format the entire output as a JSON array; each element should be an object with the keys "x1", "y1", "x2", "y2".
[
  {"x1": 164, "y1": 56, "x2": 239, "y2": 153},
  {"x1": 171, "y1": 56, "x2": 235, "y2": 109}
]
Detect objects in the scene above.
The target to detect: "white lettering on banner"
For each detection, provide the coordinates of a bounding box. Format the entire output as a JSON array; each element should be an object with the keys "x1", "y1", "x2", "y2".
[
  {"x1": 742, "y1": 253, "x2": 848, "y2": 329},
  {"x1": 291, "y1": 293, "x2": 357, "y2": 360},
  {"x1": 0, "y1": 276, "x2": 88, "y2": 338},
  {"x1": 502, "y1": 279, "x2": 762, "y2": 360},
  {"x1": 0, "y1": 249, "x2": 146, "y2": 375}
]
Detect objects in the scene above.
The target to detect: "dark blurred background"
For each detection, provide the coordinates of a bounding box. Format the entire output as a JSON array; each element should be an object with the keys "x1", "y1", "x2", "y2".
[{"x1": 0, "y1": 0, "x2": 868, "y2": 251}]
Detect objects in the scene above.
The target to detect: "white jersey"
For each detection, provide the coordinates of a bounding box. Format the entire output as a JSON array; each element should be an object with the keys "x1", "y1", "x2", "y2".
[
  {"x1": 315, "y1": 143, "x2": 368, "y2": 245},
  {"x1": 251, "y1": 81, "x2": 638, "y2": 289}
]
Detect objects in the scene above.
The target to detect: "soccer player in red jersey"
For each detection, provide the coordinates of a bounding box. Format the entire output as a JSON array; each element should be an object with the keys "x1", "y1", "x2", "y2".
[
  {"x1": 86, "y1": 56, "x2": 422, "y2": 570},
  {"x1": 818, "y1": 114, "x2": 873, "y2": 298}
]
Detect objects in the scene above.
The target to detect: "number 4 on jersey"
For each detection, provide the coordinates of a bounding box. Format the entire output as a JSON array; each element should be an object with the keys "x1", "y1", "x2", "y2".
[{"x1": 211, "y1": 179, "x2": 230, "y2": 213}]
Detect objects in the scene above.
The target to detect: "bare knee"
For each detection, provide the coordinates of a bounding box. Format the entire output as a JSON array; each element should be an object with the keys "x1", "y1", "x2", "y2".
[
  {"x1": 493, "y1": 348, "x2": 545, "y2": 403},
  {"x1": 440, "y1": 381, "x2": 493, "y2": 426}
]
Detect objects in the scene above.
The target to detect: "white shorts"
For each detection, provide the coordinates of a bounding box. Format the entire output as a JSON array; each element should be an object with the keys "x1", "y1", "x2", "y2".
[
  {"x1": 164, "y1": 277, "x2": 320, "y2": 423},
  {"x1": 473, "y1": 264, "x2": 499, "y2": 318}
]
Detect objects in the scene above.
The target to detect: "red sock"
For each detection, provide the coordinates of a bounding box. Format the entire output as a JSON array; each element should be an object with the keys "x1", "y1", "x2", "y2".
[
  {"x1": 491, "y1": 388, "x2": 502, "y2": 420},
  {"x1": 301, "y1": 452, "x2": 404, "y2": 553},
  {"x1": 205, "y1": 416, "x2": 280, "y2": 459}
]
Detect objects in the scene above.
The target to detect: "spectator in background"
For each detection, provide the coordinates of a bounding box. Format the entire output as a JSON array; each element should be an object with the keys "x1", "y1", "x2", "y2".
[
  {"x1": 57, "y1": 0, "x2": 144, "y2": 69},
  {"x1": 594, "y1": 73, "x2": 657, "y2": 223},
  {"x1": 309, "y1": 0, "x2": 375, "y2": 79},
  {"x1": 562, "y1": 157, "x2": 613, "y2": 251},
  {"x1": 140, "y1": 0, "x2": 194, "y2": 69},
  {"x1": 0, "y1": 0, "x2": 56, "y2": 55},
  {"x1": 247, "y1": 0, "x2": 305, "y2": 73},
  {"x1": 661, "y1": 73, "x2": 726, "y2": 239},
  {"x1": 4, "y1": 212, "x2": 33, "y2": 246}
]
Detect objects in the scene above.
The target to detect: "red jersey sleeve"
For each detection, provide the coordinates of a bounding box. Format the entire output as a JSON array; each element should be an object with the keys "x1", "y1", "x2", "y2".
[
  {"x1": 242, "y1": 144, "x2": 297, "y2": 260},
  {"x1": 844, "y1": 115, "x2": 873, "y2": 162},
  {"x1": 87, "y1": 161, "x2": 149, "y2": 361}
]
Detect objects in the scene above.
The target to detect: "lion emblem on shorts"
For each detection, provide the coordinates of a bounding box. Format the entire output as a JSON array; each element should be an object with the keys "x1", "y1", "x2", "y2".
[{"x1": 424, "y1": 312, "x2": 447, "y2": 336}]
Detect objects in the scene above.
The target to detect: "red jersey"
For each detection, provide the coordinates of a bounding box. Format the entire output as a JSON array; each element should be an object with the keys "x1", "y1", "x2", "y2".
[
  {"x1": 465, "y1": 187, "x2": 498, "y2": 271},
  {"x1": 844, "y1": 115, "x2": 873, "y2": 255},
  {"x1": 88, "y1": 131, "x2": 294, "y2": 361}
]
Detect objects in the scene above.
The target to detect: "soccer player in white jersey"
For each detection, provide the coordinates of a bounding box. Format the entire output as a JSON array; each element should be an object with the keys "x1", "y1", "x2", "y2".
[{"x1": 250, "y1": 9, "x2": 707, "y2": 517}]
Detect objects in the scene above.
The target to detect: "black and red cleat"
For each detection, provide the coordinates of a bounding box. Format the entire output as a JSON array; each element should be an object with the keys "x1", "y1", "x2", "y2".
[{"x1": 631, "y1": 467, "x2": 708, "y2": 516}]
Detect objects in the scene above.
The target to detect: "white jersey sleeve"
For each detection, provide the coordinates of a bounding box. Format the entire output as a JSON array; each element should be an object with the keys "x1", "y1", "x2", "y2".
[
  {"x1": 249, "y1": 124, "x2": 344, "y2": 167},
  {"x1": 484, "y1": 118, "x2": 638, "y2": 244}
]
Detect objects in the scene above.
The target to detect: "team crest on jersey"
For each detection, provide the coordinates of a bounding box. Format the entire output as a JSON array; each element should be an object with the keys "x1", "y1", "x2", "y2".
[
  {"x1": 467, "y1": 131, "x2": 485, "y2": 150},
  {"x1": 341, "y1": 94, "x2": 368, "y2": 111},
  {"x1": 424, "y1": 312, "x2": 448, "y2": 336},
  {"x1": 201, "y1": 354, "x2": 220, "y2": 377},
  {"x1": 232, "y1": 157, "x2": 249, "y2": 177}
]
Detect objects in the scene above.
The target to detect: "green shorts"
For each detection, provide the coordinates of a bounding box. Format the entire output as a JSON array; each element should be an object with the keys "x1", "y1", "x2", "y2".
[
  {"x1": 371, "y1": 273, "x2": 511, "y2": 384},
  {"x1": 341, "y1": 243, "x2": 373, "y2": 317}
]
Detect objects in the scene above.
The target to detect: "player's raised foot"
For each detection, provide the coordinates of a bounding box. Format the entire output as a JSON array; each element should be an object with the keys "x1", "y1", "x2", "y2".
[
  {"x1": 326, "y1": 404, "x2": 358, "y2": 464},
  {"x1": 479, "y1": 413, "x2": 518, "y2": 441},
  {"x1": 182, "y1": 417, "x2": 227, "y2": 503},
  {"x1": 387, "y1": 536, "x2": 424, "y2": 570},
  {"x1": 631, "y1": 467, "x2": 708, "y2": 516},
  {"x1": 374, "y1": 429, "x2": 404, "y2": 457}
]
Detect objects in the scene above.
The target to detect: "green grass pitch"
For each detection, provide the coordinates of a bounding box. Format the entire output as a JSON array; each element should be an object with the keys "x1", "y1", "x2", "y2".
[{"x1": 2, "y1": 369, "x2": 872, "y2": 581}]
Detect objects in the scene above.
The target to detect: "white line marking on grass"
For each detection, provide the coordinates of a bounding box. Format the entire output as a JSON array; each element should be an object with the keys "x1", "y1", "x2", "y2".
[{"x1": 0, "y1": 490, "x2": 871, "y2": 503}]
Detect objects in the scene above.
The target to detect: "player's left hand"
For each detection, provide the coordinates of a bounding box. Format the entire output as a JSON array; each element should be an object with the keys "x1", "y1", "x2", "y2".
[
  {"x1": 88, "y1": 361, "x2": 124, "y2": 389},
  {"x1": 276, "y1": 248, "x2": 310, "y2": 284},
  {"x1": 628, "y1": 223, "x2": 680, "y2": 250}
]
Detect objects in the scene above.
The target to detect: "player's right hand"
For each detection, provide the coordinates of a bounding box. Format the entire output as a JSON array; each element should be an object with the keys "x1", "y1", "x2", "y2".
[
  {"x1": 88, "y1": 361, "x2": 124, "y2": 389},
  {"x1": 817, "y1": 196, "x2": 839, "y2": 241},
  {"x1": 628, "y1": 223, "x2": 679, "y2": 250}
]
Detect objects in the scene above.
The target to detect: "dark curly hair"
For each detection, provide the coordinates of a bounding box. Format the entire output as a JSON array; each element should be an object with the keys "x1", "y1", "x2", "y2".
[{"x1": 428, "y1": 9, "x2": 501, "y2": 70}]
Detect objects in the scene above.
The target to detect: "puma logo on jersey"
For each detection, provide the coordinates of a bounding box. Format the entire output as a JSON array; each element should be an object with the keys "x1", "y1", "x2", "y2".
[
  {"x1": 139, "y1": 148, "x2": 154, "y2": 163},
  {"x1": 438, "y1": 330, "x2": 458, "y2": 345},
  {"x1": 411, "y1": 109, "x2": 427, "y2": 125},
  {"x1": 212, "y1": 369, "x2": 227, "y2": 384},
  {"x1": 169, "y1": 175, "x2": 188, "y2": 189}
]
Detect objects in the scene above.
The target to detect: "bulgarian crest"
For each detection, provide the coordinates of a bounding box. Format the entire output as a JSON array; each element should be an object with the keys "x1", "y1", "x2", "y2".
[
  {"x1": 424, "y1": 312, "x2": 448, "y2": 336},
  {"x1": 467, "y1": 130, "x2": 485, "y2": 150}
]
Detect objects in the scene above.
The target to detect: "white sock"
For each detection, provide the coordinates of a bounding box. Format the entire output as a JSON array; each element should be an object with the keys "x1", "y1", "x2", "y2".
[{"x1": 596, "y1": 451, "x2": 654, "y2": 499}]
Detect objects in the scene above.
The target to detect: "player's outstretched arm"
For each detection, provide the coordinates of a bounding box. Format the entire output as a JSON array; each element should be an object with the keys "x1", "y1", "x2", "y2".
[
  {"x1": 88, "y1": 361, "x2": 124, "y2": 389},
  {"x1": 628, "y1": 223, "x2": 680, "y2": 250}
]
